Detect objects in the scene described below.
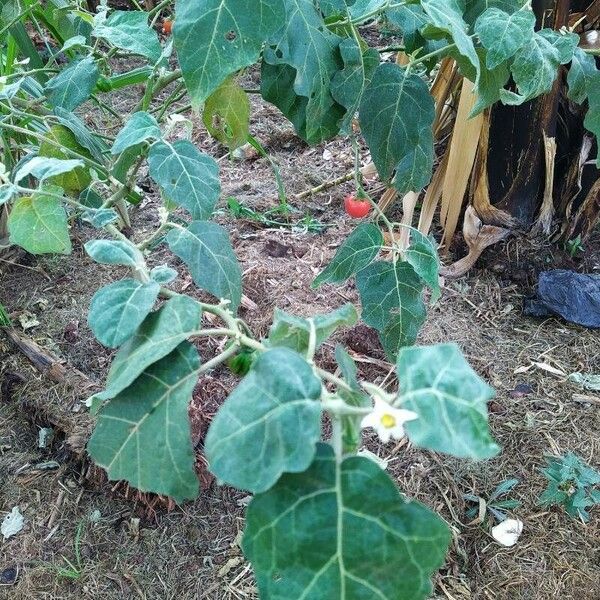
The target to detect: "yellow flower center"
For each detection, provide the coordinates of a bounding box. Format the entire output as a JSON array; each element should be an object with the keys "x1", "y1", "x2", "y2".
[{"x1": 380, "y1": 413, "x2": 396, "y2": 429}]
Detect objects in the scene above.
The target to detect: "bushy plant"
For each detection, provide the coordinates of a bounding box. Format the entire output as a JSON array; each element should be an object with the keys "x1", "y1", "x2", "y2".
[{"x1": 2, "y1": 1, "x2": 599, "y2": 596}]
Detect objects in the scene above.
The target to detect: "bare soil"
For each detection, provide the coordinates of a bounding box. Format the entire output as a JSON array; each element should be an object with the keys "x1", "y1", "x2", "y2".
[{"x1": 2, "y1": 60, "x2": 600, "y2": 600}]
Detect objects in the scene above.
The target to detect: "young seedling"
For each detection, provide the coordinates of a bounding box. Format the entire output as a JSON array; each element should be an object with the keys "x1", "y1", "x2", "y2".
[
  {"x1": 464, "y1": 478, "x2": 521, "y2": 524},
  {"x1": 538, "y1": 453, "x2": 600, "y2": 522}
]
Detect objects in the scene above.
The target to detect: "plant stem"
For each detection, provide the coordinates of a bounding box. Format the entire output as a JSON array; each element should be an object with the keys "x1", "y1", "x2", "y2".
[
  {"x1": 198, "y1": 343, "x2": 240, "y2": 374},
  {"x1": 294, "y1": 172, "x2": 355, "y2": 201}
]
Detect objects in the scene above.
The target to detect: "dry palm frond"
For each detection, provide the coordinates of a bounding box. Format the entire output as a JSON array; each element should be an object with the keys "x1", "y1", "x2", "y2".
[
  {"x1": 397, "y1": 191, "x2": 419, "y2": 250},
  {"x1": 418, "y1": 148, "x2": 449, "y2": 235},
  {"x1": 440, "y1": 78, "x2": 484, "y2": 250},
  {"x1": 440, "y1": 206, "x2": 510, "y2": 278},
  {"x1": 530, "y1": 133, "x2": 557, "y2": 236}
]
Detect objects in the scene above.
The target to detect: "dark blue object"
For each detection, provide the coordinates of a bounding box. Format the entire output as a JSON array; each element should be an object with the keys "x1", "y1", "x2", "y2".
[{"x1": 524, "y1": 270, "x2": 600, "y2": 328}]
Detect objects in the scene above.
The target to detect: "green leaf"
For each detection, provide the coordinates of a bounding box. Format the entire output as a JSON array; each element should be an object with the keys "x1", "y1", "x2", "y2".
[
  {"x1": 205, "y1": 348, "x2": 322, "y2": 493},
  {"x1": 54, "y1": 108, "x2": 109, "y2": 163},
  {"x1": 203, "y1": 77, "x2": 250, "y2": 150},
  {"x1": 8, "y1": 187, "x2": 71, "y2": 255},
  {"x1": 150, "y1": 265, "x2": 178, "y2": 284},
  {"x1": 112, "y1": 111, "x2": 162, "y2": 155},
  {"x1": 567, "y1": 47, "x2": 598, "y2": 105},
  {"x1": 96, "y1": 295, "x2": 202, "y2": 400},
  {"x1": 469, "y1": 49, "x2": 510, "y2": 116},
  {"x1": 404, "y1": 230, "x2": 440, "y2": 301},
  {"x1": 501, "y1": 29, "x2": 578, "y2": 105},
  {"x1": 359, "y1": 63, "x2": 435, "y2": 194},
  {"x1": 267, "y1": 304, "x2": 358, "y2": 353},
  {"x1": 335, "y1": 345, "x2": 370, "y2": 453},
  {"x1": 93, "y1": 11, "x2": 161, "y2": 63},
  {"x1": 386, "y1": 4, "x2": 445, "y2": 56},
  {"x1": 243, "y1": 443, "x2": 451, "y2": 599},
  {"x1": 312, "y1": 222, "x2": 383, "y2": 287},
  {"x1": 45, "y1": 56, "x2": 99, "y2": 111},
  {"x1": 88, "y1": 279, "x2": 160, "y2": 348},
  {"x1": 84, "y1": 239, "x2": 144, "y2": 268},
  {"x1": 147, "y1": 140, "x2": 220, "y2": 220},
  {"x1": 166, "y1": 221, "x2": 242, "y2": 312},
  {"x1": 584, "y1": 73, "x2": 600, "y2": 165},
  {"x1": 0, "y1": 183, "x2": 17, "y2": 206},
  {"x1": 463, "y1": 0, "x2": 526, "y2": 25},
  {"x1": 88, "y1": 342, "x2": 200, "y2": 502},
  {"x1": 174, "y1": 0, "x2": 283, "y2": 105},
  {"x1": 475, "y1": 7, "x2": 535, "y2": 69},
  {"x1": 331, "y1": 37, "x2": 379, "y2": 134},
  {"x1": 421, "y1": 0, "x2": 478, "y2": 73},
  {"x1": 262, "y1": 0, "x2": 346, "y2": 143},
  {"x1": 261, "y1": 61, "x2": 344, "y2": 144},
  {"x1": 37, "y1": 124, "x2": 92, "y2": 195},
  {"x1": 356, "y1": 260, "x2": 426, "y2": 360},
  {"x1": 14, "y1": 156, "x2": 84, "y2": 185},
  {"x1": 82, "y1": 208, "x2": 119, "y2": 228},
  {"x1": 397, "y1": 343, "x2": 499, "y2": 459}
]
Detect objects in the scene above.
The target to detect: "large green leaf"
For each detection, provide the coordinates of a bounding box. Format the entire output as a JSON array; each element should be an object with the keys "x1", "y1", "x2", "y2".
[
  {"x1": 244, "y1": 443, "x2": 451, "y2": 599},
  {"x1": 8, "y1": 187, "x2": 71, "y2": 255},
  {"x1": 474, "y1": 7, "x2": 534, "y2": 69},
  {"x1": 96, "y1": 295, "x2": 202, "y2": 400},
  {"x1": 148, "y1": 140, "x2": 220, "y2": 220},
  {"x1": 88, "y1": 342, "x2": 200, "y2": 502},
  {"x1": 205, "y1": 348, "x2": 322, "y2": 493},
  {"x1": 93, "y1": 11, "x2": 161, "y2": 63},
  {"x1": 463, "y1": 0, "x2": 526, "y2": 25},
  {"x1": 261, "y1": 61, "x2": 344, "y2": 144},
  {"x1": 312, "y1": 222, "x2": 383, "y2": 287},
  {"x1": 166, "y1": 221, "x2": 242, "y2": 312},
  {"x1": 404, "y1": 230, "x2": 440, "y2": 301},
  {"x1": 14, "y1": 156, "x2": 85, "y2": 187},
  {"x1": 359, "y1": 63, "x2": 435, "y2": 194},
  {"x1": 398, "y1": 343, "x2": 499, "y2": 459},
  {"x1": 112, "y1": 111, "x2": 162, "y2": 155},
  {"x1": 567, "y1": 47, "x2": 598, "y2": 105},
  {"x1": 584, "y1": 73, "x2": 600, "y2": 165},
  {"x1": 45, "y1": 56, "x2": 99, "y2": 111},
  {"x1": 331, "y1": 37, "x2": 379, "y2": 133},
  {"x1": 88, "y1": 279, "x2": 160, "y2": 348},
  {"x1": 421, "y1": 0, "x2": 478, "y2": 73},
  {"x1": 54, "y1": 108, "x2": 109, "y2": 163},
  {"x1": 262, "y1": 0, "x2": 345, "y2": 143},
  {"x1": 356, "y1": 260, "x2": 426, "y2": 360},
  {"x1": 469, "y1": 49, "x2": 511, "y2": 116},
  {"x1": 386, "y1": 4, "x2": 445, "y2": 56},
  {"x1": 267, "y1": 304, "x2": 358, "y2": 354},
  {"x1": 84, "y1": 239, "x2": 144, "y2": 268},
  {"x1": 174, "y1": 0, "x2": 283, "y2": 105},
  {"x1": 202, "y1": 77, "x2": 249, "y2": 150},
  {"x1": 501, "y1": 29, "x2": 578, "y2": 105}
]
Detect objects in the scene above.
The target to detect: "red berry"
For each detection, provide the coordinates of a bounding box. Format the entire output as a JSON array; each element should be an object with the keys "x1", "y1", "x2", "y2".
[
  {"x1": 344, "y1": 194, "x2": 371, "y2": 218},
  {"x1": 162, "y1": 18, "x2": 173, "y2": 35}
]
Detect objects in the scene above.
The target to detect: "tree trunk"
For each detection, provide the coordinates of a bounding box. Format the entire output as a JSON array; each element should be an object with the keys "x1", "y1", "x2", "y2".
[{"x1": 448, "y1": 0, "x2": 600, "y2": 275}]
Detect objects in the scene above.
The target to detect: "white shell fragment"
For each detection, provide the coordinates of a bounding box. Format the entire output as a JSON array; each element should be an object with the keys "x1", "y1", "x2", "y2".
[
  {"x1": 1, "y1": 506, "x2": 25, "y2": 540},
  {"x1": 491, "y1": 518, "x2": 523, "y2": 547}
]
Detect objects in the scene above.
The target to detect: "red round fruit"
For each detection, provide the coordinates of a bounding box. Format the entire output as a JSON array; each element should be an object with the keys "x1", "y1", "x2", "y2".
[
  {"x1": 344, "y1": 194, "x2": 371, "y2": 218},
  {"x1": 162, "y1": 18, "x2": 173, "y2": 34}
]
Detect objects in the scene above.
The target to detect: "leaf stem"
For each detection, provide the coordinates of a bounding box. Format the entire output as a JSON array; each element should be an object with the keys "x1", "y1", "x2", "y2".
[{"x1": 198, "y1": 343, "x2": 240, "y2": 374}]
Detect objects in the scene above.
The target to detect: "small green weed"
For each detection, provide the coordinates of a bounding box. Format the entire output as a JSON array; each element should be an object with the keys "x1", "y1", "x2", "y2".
[
  {"x1": 464, "y1": 478, "x2": 521, "y2": 522},
  {"x1": 538, "y1": 453, "x2": 600, "y2": 522}
]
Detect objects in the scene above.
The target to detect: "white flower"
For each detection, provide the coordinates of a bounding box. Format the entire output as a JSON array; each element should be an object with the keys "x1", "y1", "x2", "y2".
[
  {"x1": 491, "y1": 518, "x2": 523, "y2": 547},
  {"x1": 360, "y1": 398, "x2": 418, "y2": 443}
]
